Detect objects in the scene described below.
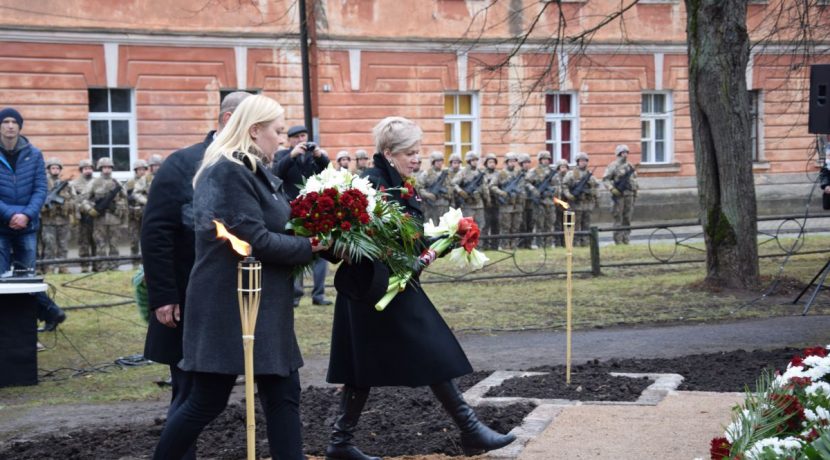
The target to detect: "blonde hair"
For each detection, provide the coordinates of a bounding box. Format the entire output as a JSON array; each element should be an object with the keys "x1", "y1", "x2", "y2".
[
  {"x1": 373, "y1": 116, "x2": 422, "y2": 154},
  {"x1": 194, "y1": 95, "x2": 284, "y2": 185}
]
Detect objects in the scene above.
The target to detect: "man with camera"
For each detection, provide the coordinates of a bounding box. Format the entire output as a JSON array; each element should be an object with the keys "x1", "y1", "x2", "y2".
[{"x1": 271, "y1": 125, "x2": 333, "y2": 306}]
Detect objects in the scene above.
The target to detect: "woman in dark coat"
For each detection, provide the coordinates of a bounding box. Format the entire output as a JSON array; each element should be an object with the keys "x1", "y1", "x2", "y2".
[
  {"x1": 153, "y1": 95, "x2": 327, "y2": 460},
  {"x1": 325, "y1": 117, "x2": 515, "y2": 460}
]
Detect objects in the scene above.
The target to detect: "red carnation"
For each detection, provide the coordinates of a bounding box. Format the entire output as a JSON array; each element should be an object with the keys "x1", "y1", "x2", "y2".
[
  {"x1": 804, "y1": 346, "x2": 828, "y2": 358},
  {"x1": 770, "y1": 393, "x2": 804, "y2": 432},
  {"x1": 791, "y1": 356, "x2": 804, "y2": 368},
  {"x1": 709, "y1": 437, "x2": 731, "y2": 460}
]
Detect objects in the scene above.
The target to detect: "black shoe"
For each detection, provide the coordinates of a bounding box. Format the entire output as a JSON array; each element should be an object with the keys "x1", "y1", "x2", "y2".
[
  {"x1": 326, "y1": 386, "x2": 380, "y2": 460},
  {"x1": 41, "y1": 308, "x2": 66, "y2": 332},
  {"x1": 313, "y1": 299, "x2": 333, "y2": 306}
]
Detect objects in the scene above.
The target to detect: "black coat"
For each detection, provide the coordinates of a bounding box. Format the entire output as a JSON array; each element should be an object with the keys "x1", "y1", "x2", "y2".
[
  {"x1": 326, "y1": 153, "x2": 473, "y2": 387},
  {"x1": 271, "y1": 147, "x2": 330, "y2": 200},
  {"x1": 179, "y1": 156, "x2": 313, "y2": 376},
  {"x1": 142, "y1": 132, "x2": 212, "y2": 365}
]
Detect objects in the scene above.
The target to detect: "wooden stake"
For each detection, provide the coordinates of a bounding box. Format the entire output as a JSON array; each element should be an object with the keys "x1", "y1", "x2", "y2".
[{"x1": 563, "y1": 210, "x2": 575, "y2": 385}]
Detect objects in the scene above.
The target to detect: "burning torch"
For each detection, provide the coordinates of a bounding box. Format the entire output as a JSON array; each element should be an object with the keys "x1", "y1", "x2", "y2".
[
  {"x1": 214, "y1": 220, "x2": 261, "y2": 460},
  {"x1": 554, "y1": 197, "x2": 575, "y2": 385}
]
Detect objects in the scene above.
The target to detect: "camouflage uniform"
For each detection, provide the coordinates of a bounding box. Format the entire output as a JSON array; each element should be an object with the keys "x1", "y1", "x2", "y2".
[
  {"x1": 416, "y1": 151, "x2": 453, "y2": 225},
  {"x1": 563, "y1": 152, "x2": 600, "y2": 247},
  {"x1": 497, "y1": 153, "x2": 524, "y2": 250},
  {"x1": 515, "y1": 154, "x2": 536, "y2": 249},
  {"x1": 602, "y1": 144, "x2": 639, "y2": 245},
  {"x1": 482, "y1": 153, "x2": 508, "y2": 250},
  {"x1": 125, "y1": 160, "x2": 149, "y2": 267},
  {"x1": 551, "y1": 159, "x2": 570, "y2": 248},
  {"x1": 41, "y1": 158, "x2": 76, "y2": 273},
  {"x1": 446, "y1": 152, "x2": 463, "y2": 209},
  {"x1": 354, "y1": 149, "x2": 369, "y2": 177},
  {"x1": 526, "y1": 151, "x2": 556, "y2": 248},
  {"x1": 451, "y1": 151, "x2": 490, "y2": 232},
  {"x1": 81, "y1": 157, "x2": 127, "y2": 271},
  {"x1": 71, "y1": 160, "x2": 95, "y2": 272}
]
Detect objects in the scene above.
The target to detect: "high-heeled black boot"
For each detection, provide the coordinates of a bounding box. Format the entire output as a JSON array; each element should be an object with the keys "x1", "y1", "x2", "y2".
[
  {"x1": 325, "y1": 386, "x2": 382, "y2": 460},
  {"x1": 431, "y1": 380, "x2": 516, "y2": 456}
]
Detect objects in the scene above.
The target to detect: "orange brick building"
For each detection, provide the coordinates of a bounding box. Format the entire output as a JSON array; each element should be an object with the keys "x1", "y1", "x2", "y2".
[{"x1": 0, "y1": 0, "x2": 826, "y2": 219}]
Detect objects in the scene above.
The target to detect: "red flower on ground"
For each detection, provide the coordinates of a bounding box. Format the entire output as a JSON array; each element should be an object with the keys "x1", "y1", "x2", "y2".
[
  {"x1": 341, "y1": 221, "x2": 352, "y2": 231},
  {"x1": 769, "y1": 393, "x2": 805, "y2": 432},
  {"x1": 804, "y1": 346, "x2": 828, "y2": 358},
  {"x1": 791, "y1": 356, "x2": 805, "y2": 368},
  {"x1": 710, "y1": 437, "x2": 731, "y2": 460}
]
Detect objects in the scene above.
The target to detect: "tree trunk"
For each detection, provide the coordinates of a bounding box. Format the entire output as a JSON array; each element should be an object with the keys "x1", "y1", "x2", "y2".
[{"x1": 685, "y1": 0, "x2": 759, "y2": 288}]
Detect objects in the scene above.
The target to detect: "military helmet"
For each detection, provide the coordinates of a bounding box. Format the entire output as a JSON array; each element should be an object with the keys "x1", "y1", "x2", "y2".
[
  {"x1": 484, "y1": 152, "x2": 498, "y2": 163},
  {"x1": 517, "y1": 153, "x2": 531, "y2": 164},
  {"x1": 336, "y1": 150, "x2": 351, "y2": 161},
  {"x1": 429, "y1": 151, "x2": 444, "y2": 163},
  {"x1": 464, "y1": 150, "x2": 479, "y2": 163},
  {"x1": 537, "y1": 150, "x2": 552, "y2": 161},
  {"x1": 78, "y1": 159, "x2": 94, "y2": 170},
  {"x1": 555, "y1": 159, "x2": 569, "y2": 169},
  {"x1": 575, "y1": 152, "x2": 589, "y2": 162},
  {"x1": 133, "y1": 159, "x2": 149, "y2": 170},
  {"x1": 45, "y1": 157, "x2": 63, "y2": 169},
  {"x1": 505, "y1": 152, "x2": 518, "y2": 162},
  {"x1": 96, "y1": 157, "x2": 114, "y2": 169},
  {"x1": 615, "y1": 144, "x2": 630, "y2": 156},
  {"x1": 148, "y1": 154, "x2": 164, "y2": 166},
  {"x1": 355, "y1": 149, "x2": 369, "y2": 160},
  {"x1": 449, "y1": 152, "x2": 462, "y2": 163}
]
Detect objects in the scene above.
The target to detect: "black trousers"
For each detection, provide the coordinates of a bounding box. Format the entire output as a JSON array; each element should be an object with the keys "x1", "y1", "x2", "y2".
[
  {"x1": 153, "y1": 370, "x2": 303, "y2": 460},
  {"x1": 168, "y1": 365, "x2": 196, "y2": 460}
]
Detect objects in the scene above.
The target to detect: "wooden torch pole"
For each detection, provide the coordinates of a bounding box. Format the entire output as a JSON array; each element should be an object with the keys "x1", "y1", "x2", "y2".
[
  {"x1": 563, "y1": 210, "x2": 575, "y2": 384},
  {"x1": 238, "y1": 257, "x2": 261, "y2": 460}
]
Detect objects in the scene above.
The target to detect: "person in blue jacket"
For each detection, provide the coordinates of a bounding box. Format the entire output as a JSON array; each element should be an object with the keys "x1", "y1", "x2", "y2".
[{"x1": 0, "y1": 107, "x2": 66, "y2": 330}]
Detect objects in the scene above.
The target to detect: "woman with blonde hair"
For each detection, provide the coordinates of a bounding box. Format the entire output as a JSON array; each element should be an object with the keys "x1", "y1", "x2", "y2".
[
  {"x1": 325, "y1": 116, "x2": 516, "y2": 460},
  {"x1": 153, "y1": 95, "x2": 328, "y2": 460}
]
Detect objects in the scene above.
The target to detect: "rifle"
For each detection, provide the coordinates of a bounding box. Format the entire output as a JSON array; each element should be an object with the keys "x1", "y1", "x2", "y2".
[
  {"x1": 425, "y1": 170, "x2": 449, "y2": 203},
  {"x1": 44, "y1": 180, "x2": 68, "y2": 210},
  {"x1": 612, "y1": 165, "x2": 636, "y2": 200},
  {"x1": 569, "y1": 167, "x2": 598, "y2": 199},
  {"x1": 93, "y1": 180, "x2": 123, "y2": 216},
  {"x1": 531, "y1": 169, "x2": 556, "y2": 205},
  {"x1": 497, "y1": 171, "x2": 525, "y2": 205},
  {"x1": 461, "y1": 171, "x2": 485, "y2": 197}
]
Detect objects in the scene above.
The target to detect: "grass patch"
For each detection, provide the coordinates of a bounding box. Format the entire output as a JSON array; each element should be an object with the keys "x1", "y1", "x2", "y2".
[{"x1": 1, "y1": 235, "x2": 828, "y2": 409}]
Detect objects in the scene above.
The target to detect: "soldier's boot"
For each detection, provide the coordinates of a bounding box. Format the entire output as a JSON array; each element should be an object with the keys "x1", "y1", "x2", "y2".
[
  {"x1": 58, "y1": 266, "x2": 69, "y2": 274},
  {"x1": 325, "y1": 386, "x2": 381, "y2": 460},
  {"x1": 430, "y1": 380, "x2": 516, "y2": 456}
]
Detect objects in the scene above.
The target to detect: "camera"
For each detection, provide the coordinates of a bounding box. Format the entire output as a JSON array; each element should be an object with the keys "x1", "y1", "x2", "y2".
[{"x1": 304, "y1": 142, "x2": 317, "y2": 152}]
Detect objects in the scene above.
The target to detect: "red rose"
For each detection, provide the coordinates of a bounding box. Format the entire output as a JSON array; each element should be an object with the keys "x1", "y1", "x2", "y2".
[{"x1": 709, "y1": 437, "x2": 731, "y2": 460}]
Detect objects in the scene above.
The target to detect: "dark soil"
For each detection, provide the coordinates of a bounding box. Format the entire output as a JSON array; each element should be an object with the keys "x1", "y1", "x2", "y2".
[
  {"x1": 0, "y1": 347, "x2": 804, "y2": 459},
  {"x1": 485, "y1": 369, "x2": 652, "y2": 401}
]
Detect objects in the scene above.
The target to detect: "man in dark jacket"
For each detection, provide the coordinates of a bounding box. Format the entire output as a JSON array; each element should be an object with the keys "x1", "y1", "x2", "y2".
[
  {"x1": 0, "y1": 107, "x2": 65, "y2": 331},
  {"x1": 140, "y1": 91, "x2": 250, "y2": 459},
  {"x1": 271, "y1": 125, "x2": 333, "y2": 306}
]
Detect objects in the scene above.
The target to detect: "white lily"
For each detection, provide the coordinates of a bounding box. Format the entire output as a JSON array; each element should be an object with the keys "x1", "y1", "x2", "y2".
[{"x1": 448, "y1": 247, "x2": 489, "y2": 270}]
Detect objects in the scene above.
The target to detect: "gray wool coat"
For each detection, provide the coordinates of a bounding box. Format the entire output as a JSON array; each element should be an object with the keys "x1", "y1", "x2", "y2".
[{"x1": 179, "y1": 156, "x2": 313, "y2": 376}]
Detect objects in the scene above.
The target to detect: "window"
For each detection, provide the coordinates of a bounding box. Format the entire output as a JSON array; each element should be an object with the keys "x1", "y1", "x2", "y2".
[
  {"x1": 88, "y1": 89, "x2": 135, "y2": 173},
  {"x1": 545, "y1": 92, "x2": 578, "y2": 162},
  {"x1": 749, "y1": 90, "x2": 762, "y2": 162},
  {"x1": 641, "y1": 92, "x2": 672, "y2": 164},
  {"x1": 444, "y1": 93, "x2": 479, "y2": 158}
]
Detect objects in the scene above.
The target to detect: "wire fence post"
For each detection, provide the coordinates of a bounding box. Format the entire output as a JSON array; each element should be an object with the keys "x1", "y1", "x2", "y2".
[{"x1": 590, "y1": 226, "x2": 601, "y2": 276}]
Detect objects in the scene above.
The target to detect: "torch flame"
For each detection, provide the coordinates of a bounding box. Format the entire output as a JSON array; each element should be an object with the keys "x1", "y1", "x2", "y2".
[
  {"x1": 214, "y1": 220, "x2": 251, "y2": 257},
  {"x1": 554, "y1": 197, "x2": 570, "y2": 210}
]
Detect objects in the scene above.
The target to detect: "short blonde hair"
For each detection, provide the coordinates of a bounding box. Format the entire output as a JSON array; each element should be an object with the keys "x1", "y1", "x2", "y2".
[
  {"x1": 373, "y1": 116, "x2": 422, "y2": 154},
  {"x1": 194, "y1": 95, "x2": 284, "y2": 185}
]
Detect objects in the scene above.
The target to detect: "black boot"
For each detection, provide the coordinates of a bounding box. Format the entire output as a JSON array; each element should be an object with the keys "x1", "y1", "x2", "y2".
[
  {"x1": 325, "y1": 386, "x2": 381, "y2": 460},
  {"x1": 431, "y1": 380, "x2": 516, "y2": 456},
  {"x1": 36, "y1": 293, "x2": 66, "y2": 332}
]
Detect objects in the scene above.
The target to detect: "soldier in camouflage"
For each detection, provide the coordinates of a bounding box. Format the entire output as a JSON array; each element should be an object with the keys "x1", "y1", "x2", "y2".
[
  {"x1": 526, "y1": 151, "x2": 556, "y2": 248},
  {"x1": 517, "y1": 153, "x2": 536, "y2": 249},
  {"x1": 417, "y1": 151, "x2": 453, "y2": 225},
  {"x1": 482, "y1": 153, "x2": 508, "y2": 250},
  {"x1": 335, "y1": 150, "x2": 351, "y2": 172},
  {"x1": 451, "y1": 151, "x2": 490, "y2": 232},
  {"x1": 71, "y1": 159, "x2": 95, "y2": 272},
  {"x1": 447, "y1": 152, "x2": 463, "y2": 209},
  {"x1": 81, "y1": 157, "x2": 127, "y2": 271},
  {"x1": 148, "y1": 154, "x2": 164, "y2": 175},
  {"x1": 125, "y1": 159, "x2": 148, "y2": 268},
  {"x1": 551, "y1": 159, "x2": 570, "y2": 248},
  {"x1": 497, "y1": 153, "x2": 520, "y2": 250},
  {"x1": 354, "y1": 149, "x2": 369, "y2": 176},
  {"x1": 563, "y1": 152, "x2": 600, "y2": 247},
  {"x1": 602, "y1": 144, "x2": 639, "y2": 245},
  {"x1": 41, "y1": 157, "x2": 75, "y2": 273}
]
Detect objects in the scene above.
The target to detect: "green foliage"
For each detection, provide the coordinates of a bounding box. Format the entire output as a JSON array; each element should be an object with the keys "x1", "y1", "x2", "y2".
[
  {"x1": 728, "y1": 371, "x2": 793, "y2": 457},
  {"x1": 801, "y1": 431, "x2": 830, "y2": 459}
]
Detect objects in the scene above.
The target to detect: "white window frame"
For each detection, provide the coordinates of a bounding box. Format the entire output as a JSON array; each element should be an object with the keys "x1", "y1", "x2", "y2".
[
  {"x1": 544, "y1": 92, "x2": 579, "y2": 163},
  {"x1": 443, "y1": 92, "x2": 480, "y2": 157},
  {"x1": 88, "y1": 88, "x2": 137, "y2": 180},
  {"x1": 640, "y1": 92, "x2": 673, "y2": 164}
]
